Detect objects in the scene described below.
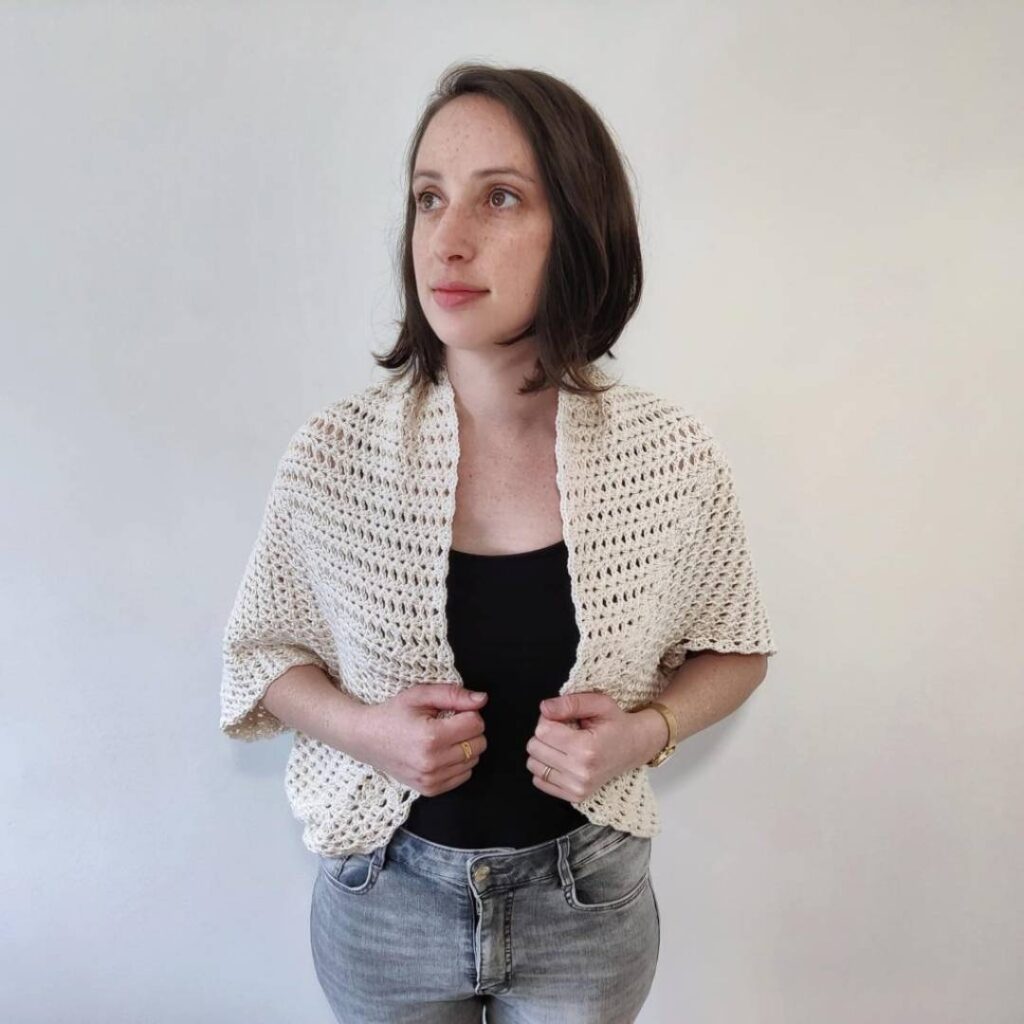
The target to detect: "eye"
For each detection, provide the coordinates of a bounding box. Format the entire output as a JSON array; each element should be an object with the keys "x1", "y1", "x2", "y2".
[
  {"x1": 414, "y1": 187, "x2": 522, "y2": 212},
  {"x1": 488, "y1": 187, "x2": 521, "y2": 209},
  {"x1": 415, "y1": 190, "x2": 439, "y2": 212}
]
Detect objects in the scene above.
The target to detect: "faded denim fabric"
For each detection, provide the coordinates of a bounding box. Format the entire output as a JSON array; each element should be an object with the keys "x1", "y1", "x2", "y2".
[{"x1": 310, "y1": 819, "x2": 661, "y2": 1023}]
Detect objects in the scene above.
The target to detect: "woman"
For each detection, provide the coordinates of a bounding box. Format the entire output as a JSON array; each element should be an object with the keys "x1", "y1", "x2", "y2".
[{"x1": 221, "y1": 63, "x2": 776, "y2": 1023}]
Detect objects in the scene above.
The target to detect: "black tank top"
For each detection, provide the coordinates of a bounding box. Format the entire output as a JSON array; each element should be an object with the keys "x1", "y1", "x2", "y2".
[{"x1": 401, "y1": 538, "x2": 590, "y2": 848}]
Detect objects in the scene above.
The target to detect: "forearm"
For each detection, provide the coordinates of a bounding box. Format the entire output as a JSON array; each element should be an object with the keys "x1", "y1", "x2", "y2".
[
  {"x1": 261, "y1": 663, "x2": 374, "y2": 761},
  {"x1": 632, "y1": 652, "x2": 769, "y2": 764}
]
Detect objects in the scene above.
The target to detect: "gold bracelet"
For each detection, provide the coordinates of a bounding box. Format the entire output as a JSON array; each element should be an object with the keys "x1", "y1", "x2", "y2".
[{"x1": 635, "y1": 701, "x2": 679, "y2": 767}]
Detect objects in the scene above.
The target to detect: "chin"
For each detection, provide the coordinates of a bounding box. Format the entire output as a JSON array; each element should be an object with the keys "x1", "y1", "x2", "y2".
[
  {"x1": 427, "y1": 317, "x2": 495, "y2": 344},
  {"x1": 433, "y1": 334, "x2": 497, "y2": 353}
]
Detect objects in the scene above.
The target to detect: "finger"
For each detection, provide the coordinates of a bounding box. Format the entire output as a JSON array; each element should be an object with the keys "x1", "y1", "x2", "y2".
[
  {"x1": 526, "y1": 757, "x2": 576, "y2": 801},
  {"x1": 434, "y1": 711, "x2": 487, "y2": 749},
  {"x1": 443, "y1": 733, "x2": 483, "y2": 769},
  {"x1": 533, "y1": 715, "x2": 583, "y2": 746},
  {"x1": 526, "y1": 734, "x2": 571, "y2": 771}
]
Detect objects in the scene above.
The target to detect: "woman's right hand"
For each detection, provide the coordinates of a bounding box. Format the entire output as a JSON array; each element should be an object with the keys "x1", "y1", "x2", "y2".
[{"x1": 358, "y1": 683, "x2": 489, "y2": 796}]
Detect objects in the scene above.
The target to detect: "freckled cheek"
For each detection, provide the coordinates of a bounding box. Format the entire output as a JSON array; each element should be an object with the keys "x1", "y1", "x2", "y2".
[
  {"x1": 493, "y1": 258, "x2": 539, "y2": 301},
  {"x1": 500, "y1": 224, "x2": 548, "y2": 263},
  {"x1": 411, "y1": 236, "x2": 430, "y2": 292},
  {"x1": 520, "y1": 225, "x2": 552, "y2": 270}
]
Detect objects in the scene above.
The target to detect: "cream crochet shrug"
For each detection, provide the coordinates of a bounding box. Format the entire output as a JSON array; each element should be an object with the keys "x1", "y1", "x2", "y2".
[{"x1": 220, "y1": 363, "x2": 777, "y2": 855}]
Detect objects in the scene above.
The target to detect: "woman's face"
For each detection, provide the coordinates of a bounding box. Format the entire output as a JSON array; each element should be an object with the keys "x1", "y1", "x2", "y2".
[{"x1": 411, "y1": 95, "x2": 553, "y2": 357}]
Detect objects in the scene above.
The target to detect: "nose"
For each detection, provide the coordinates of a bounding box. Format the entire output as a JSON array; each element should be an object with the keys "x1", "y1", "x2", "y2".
[{"x1": 429, "y1": 201, "x2": 477, "y2": 263}]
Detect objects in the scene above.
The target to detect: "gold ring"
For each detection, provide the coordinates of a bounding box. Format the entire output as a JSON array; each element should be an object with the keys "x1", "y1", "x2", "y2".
[
  {"x1": 461, "y1": 740, "x2": 473, "y2": 762},
  {"x1": 542, "y1": 764, "x2": 553, "y2": 782}
]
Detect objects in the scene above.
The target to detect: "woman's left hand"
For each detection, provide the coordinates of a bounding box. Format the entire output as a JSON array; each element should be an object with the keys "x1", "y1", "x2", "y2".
[{"x1": 525, "y1": 691, "x2": 665, "y2": 803}]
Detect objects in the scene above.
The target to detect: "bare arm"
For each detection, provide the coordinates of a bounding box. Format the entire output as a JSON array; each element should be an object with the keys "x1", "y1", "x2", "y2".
[
  {"x1": 632, "y1": 652, "x2": 769, "y2": 763},
  {"x1": 261, "y1": 663, "x2": 375, "y2": 763}
]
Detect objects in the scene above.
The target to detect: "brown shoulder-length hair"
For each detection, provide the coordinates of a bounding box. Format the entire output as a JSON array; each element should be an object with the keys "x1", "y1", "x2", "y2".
[{"x1": 371, "y1": 61, "x2": 643, "y2": 397}]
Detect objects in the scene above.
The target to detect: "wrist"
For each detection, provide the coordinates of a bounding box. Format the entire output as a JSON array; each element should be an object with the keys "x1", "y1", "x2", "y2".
[
  {"x1": 328, "y1": 689, "x2": 377, "y2": 763},
  {"x1": 632, "y1": 706, "x2": 671, "y2": 765}
]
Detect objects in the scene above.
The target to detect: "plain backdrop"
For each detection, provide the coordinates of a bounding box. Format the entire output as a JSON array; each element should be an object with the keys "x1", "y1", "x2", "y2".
[{"x1": 2, "y1": 2, "x2": 1021, "y2": 1022}]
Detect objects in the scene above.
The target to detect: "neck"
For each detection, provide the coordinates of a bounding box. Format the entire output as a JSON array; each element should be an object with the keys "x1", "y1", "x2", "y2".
[{"x1": 444, "y1": 351, "x2": 558, "y2": 441}]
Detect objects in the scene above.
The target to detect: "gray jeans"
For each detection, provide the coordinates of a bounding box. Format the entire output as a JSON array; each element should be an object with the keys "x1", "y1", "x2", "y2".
[{"x1": 310, "y1": 819, "x2": 661, "y2": 1023}]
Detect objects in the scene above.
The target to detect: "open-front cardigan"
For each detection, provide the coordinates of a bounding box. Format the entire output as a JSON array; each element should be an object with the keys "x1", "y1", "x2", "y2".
[{"x1": 220, "y1": 363, "x2": 777, "y2": 856}]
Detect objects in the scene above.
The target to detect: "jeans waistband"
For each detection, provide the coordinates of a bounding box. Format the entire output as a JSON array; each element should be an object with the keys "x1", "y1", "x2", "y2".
[{"x1": 375, "y1": 819, "x2": 645, "y2": 888}]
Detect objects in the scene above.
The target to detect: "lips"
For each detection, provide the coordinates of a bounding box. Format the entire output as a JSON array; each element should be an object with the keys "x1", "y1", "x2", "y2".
[
  {"x1": 432, "y1": 280, "x2": 486, "y2": 291},
  {"x1": 433, "y1": 288, "x2": 488, "y2": 309}
]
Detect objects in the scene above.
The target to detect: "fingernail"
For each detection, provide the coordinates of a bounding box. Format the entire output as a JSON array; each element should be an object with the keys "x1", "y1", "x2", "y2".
[{"x1": 471, "y1": 691, "x2": 486, "y2": 701}]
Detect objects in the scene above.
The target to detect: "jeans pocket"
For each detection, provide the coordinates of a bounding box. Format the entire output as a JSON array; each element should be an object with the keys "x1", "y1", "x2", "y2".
[
  {"x1": 563, "y1": 832, "x2": 651, "y2": 912},
  {"x1": 318, "y1": 850, "x2": 380, "y2": 895}
]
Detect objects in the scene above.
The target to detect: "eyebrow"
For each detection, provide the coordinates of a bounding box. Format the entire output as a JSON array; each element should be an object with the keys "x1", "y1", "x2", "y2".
[{"x1": 412, "y1": 166, "x2": 536, "y2": 184}]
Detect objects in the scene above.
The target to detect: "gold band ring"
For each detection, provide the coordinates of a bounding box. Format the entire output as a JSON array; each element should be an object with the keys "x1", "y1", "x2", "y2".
[
  {"x1": 460, "y1": 740, "x2": 473, "y2": 762},
  {"x1": 541, "y1": 764, "x2": 553, "y2": 782}
]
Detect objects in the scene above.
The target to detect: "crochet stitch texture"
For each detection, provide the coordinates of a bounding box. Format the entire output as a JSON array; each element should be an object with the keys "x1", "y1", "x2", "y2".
[{"x1": 220, "y1": 363, "x2": 776, "y2": 855}]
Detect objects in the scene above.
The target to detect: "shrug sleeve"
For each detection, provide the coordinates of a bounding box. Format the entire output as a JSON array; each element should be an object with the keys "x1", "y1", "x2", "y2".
[
  {"x1": 219, "y1": 431, "x2": 334, "y2": 741},
  {"x1": 663, "y1": 426, "x2": 777, "y2": 667}
]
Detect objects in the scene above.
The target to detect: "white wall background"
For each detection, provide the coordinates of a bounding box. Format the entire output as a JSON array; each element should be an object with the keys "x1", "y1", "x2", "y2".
[{"x1": 2, "y1": 2, "x2": 1021, "y2": 1021}]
